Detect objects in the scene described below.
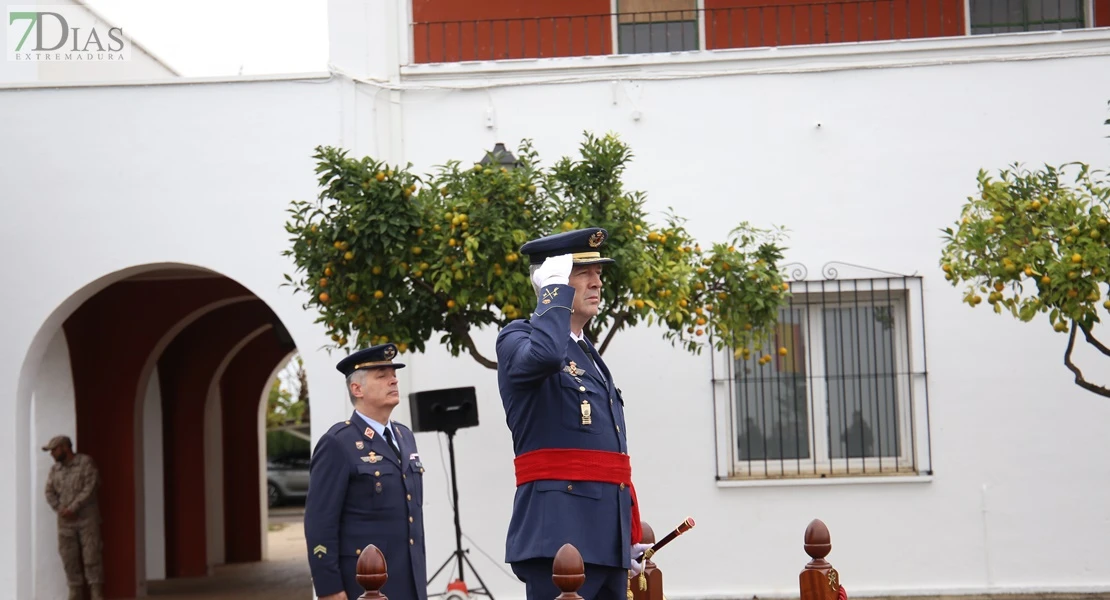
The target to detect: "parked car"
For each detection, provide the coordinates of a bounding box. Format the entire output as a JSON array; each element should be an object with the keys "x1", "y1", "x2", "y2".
[{"x1": 267, "y1": 455, "x2": 310, "y2": 507}]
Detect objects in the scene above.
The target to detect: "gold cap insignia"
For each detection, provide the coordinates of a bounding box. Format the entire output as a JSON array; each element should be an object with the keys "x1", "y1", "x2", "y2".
[
  {"x1": 384, "y1": 345, "x2": 397, "y2": 360},
  {"x1": 588, "y1": 231, "x2": 605, "y2": 248}
]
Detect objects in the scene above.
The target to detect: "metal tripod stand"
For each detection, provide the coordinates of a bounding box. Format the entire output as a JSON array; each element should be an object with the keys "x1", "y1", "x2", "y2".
[{"x1": 427, "y1": 427, "x2": 495, "y2": 600}]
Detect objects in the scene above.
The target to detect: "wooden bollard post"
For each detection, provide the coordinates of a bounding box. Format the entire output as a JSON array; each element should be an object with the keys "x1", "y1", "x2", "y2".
[
  {"x1": 799, "y1": 519, "x2": 843, "y2": 600},
  {"x1": 552, "y1": 543, "x2": 586, "y2": 600},
  {"x1": 630, "y1": 521, "x2": 663, "y2": 600},
  {"x1": 357, "y1": 544, "x2": 389, "y2": 600}
]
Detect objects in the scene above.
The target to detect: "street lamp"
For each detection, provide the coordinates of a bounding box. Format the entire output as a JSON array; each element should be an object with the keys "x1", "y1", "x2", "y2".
[{"x1": 478, "y1": 142, "x2": 519, "y2": 170}]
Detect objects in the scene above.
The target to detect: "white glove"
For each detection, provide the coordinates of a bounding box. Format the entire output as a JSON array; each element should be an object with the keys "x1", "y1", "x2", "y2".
[
  {"x1": 629, "y1": 543, "x2": 652, "y2": 576},
  {"x1": 531, "y1": 253, "x2": 573, "y2": 289}
]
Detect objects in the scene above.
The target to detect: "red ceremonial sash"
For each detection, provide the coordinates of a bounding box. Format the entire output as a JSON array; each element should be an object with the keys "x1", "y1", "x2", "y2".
[{"x1": 514, "y1": 448, "x2": 642, "y2": 546}]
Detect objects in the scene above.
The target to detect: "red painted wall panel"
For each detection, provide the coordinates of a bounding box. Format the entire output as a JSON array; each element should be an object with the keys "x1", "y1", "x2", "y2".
[
  {"x1": 62, "y1": 277, "x2": 252, "y2": 598},
  {"x1": 221, "y1": 328, "x2": 290, "y2": 563},
  {"x1": 1096, "y1": 0, "x2": 1110, "y2": 26},
  {"x1": 159, "y1": 301, "x2": 275, "y2": 578},
  {"x1": 412, "y1": 0, "x2": 612, "y2": 62},
  {"x1": 704, "y1": 0, "x2": 964, "y2": 48}
]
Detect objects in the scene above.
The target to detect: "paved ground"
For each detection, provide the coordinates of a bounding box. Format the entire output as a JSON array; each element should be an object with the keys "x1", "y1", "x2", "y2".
[{"x1": 133, "y1": 505, "x2": 312, "y2": 600}]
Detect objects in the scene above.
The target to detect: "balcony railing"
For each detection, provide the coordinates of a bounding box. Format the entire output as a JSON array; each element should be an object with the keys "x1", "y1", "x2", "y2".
[{"x1": 410, "y1": 0, "x2": 1101, "y2": 64}]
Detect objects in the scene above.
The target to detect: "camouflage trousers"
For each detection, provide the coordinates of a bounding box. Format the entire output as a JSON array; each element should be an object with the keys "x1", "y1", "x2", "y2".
[{"x1": 58, "y1": 519, "x2": 103, "y2": 586}]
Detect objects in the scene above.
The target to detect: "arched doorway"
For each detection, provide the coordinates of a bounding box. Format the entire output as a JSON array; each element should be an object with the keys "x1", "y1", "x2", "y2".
[{"x1": 24, "y1": 264, "x2": 310, "y2": 599}]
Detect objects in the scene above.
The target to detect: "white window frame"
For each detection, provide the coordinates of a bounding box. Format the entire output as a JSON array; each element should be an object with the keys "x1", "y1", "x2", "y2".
[{"x1": 712, "y1": 269, "x2": 932, "y2": 482}]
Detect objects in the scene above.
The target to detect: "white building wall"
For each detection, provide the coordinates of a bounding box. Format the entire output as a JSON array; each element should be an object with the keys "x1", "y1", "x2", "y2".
[
  {"x1": 30, "y1": 329, "x2": 76, "y2": 600},
  {"x1": 3, "y1": 13, "x2": 1110, "y2": 600},
  {"x1": 142, "y1": 369, "x2": 165, "y2": 582},
  {"x1": 0, "y1": 76, "x2": 352, "y2": 599},
  {"x1": 205, "y1": 366, "x2": 226, "y2": 571},
  {"x1": 395, "y1": 34, "x2": 1110, "y2": 597}
]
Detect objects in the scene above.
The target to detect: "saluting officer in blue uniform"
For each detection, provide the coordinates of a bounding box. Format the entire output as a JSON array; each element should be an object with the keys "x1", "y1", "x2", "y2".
[
  {"x1": 496, "y1": 227, "x2": 651, "y2": 600},
  {"x1": 303, "y1": 343, "x2": 428, "y2": 600}
]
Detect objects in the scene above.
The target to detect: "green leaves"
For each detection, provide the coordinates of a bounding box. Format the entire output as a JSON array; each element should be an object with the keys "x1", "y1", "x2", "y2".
[
  {"x1": 940, "y1": 161, "x2": 1110, "y2": 335},
  {"x1": 284, "y1": 134, "x2": 791, "y2": 369}
]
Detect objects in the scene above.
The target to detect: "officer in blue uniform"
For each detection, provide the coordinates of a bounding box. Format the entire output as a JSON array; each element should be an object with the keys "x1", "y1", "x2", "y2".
[
  {"x1": 496, "y1": 227, "x2": 651, "y2": 600},
  {"x1": 303, "y1": 343, "x2": 428, "y2": 600}
]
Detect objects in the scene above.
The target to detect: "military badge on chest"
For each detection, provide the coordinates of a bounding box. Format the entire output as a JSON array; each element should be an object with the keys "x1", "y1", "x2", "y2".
[
  {"x1": 361, "y1": 451, "x2": 383, "y2": 463},
  {"x1": 563, "y1": 361, "x2": 585, "y2": 377},
  {"x1": 580, "y1": 400, "x2": 592, "y2": 425}
]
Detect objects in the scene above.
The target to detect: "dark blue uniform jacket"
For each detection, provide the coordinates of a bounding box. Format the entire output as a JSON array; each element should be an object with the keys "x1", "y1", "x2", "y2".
[{"x1": 304, "y1": 412, "x2": 427, "y2": 600}]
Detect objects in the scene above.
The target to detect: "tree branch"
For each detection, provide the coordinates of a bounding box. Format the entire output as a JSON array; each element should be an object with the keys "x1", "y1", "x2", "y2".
[
  {"x1": 1078, "y1": 323, "x2": 1110, "y2": 357},
  {"x1": 449, "y1": 314, "x2": 498, "y2": 370},
  {"x1": 410, "y1": 276, "x2": 499, "y2": 368},
  {"x1": 411, "y1": 276, "x2": 437, "y2": 295},
  {"x1": 1064, "y1": 322, "x2": 1110, "y2": 398},
  {"x1": 597, "y1": 312, "x2": 628, "y2": 356}
]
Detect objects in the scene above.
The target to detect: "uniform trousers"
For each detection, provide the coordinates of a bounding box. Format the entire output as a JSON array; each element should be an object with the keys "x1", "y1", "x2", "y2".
[{"x1": 59, "y1": 519, "x2": 103, "y2": 587}]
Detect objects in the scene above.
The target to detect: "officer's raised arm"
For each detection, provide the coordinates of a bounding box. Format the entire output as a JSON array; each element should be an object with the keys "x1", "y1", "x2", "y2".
[{"x1": 496, "y1": 253, "x2": 575, "y2": 385}]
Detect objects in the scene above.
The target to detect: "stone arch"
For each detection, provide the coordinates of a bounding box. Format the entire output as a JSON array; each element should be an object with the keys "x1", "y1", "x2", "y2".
[{"x1": 17, "y1": 263, "x2": 307, "y2": 599}]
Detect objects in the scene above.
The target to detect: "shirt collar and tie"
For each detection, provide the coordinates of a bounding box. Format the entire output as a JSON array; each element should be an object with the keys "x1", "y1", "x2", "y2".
[
  {"x1": 355, "y1": 410, "x2": 402, "y2": 460},
  {"x1": 570, "y1": 332, "x2": 606, "y2": 384}
]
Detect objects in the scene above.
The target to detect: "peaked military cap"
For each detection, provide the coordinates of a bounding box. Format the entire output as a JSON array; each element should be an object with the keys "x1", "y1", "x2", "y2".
[
  {"x1": 42, "y1": 435, "x2": 71, "y2": 452},
  {"x1": 519, "y1": 226, "x2": 616, "y2": 266},
  {"x1": 335, "y1": 343, "x2": 406, "y2": 376}
]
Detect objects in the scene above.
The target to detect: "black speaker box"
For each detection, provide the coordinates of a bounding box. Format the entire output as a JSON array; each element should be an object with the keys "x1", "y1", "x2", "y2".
[{"x1": 409, "y1": 386, "x2": 479, "y2": 433}]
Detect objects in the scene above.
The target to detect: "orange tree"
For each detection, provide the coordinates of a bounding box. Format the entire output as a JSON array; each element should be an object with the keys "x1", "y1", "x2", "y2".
[
  {"x1": 940, "y1": 160, "x2": 1110, "y2": 397},
  {"x1": 283, "y1": 132, "x2": 792, "y2": 369}
]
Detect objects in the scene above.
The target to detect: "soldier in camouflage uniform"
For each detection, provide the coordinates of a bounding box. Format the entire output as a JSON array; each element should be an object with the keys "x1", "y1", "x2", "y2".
[{"x1": 42, "y1": 435, "x2": 103, "y2": 600}]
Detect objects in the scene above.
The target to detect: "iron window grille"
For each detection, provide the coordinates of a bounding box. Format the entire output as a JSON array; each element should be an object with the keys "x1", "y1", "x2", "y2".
[
  {"x1": 711, "y1": 262, "x2": 933, "y2": 480},
  {"x1": 969, "y1": 0, "x2": 1086, "y2": 33}
]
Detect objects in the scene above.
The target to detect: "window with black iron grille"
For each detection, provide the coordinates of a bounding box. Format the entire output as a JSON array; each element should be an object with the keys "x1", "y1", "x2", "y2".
[
  {"x1": 969, "y1": 0, "x2": 1086, "y2": 34},
  {"x1": 712, "y1": 262, "x2": 932, "y2": 480},
  {"x1": 617, "y1": 0, "x2": 700, "y2": 54}
]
